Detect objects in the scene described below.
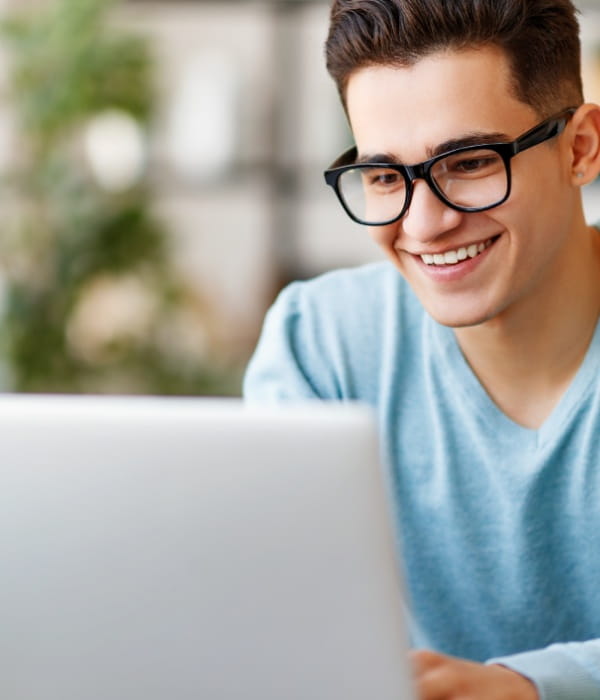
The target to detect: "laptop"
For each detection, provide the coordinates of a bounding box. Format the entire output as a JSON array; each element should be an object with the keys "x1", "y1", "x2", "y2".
[{"x1": 0, "y1": 394, "x2": 414, "y2": 700}]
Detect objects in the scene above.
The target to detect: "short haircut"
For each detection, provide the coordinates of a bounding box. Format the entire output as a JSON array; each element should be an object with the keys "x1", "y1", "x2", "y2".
[{"x1": 325, "y1": 0, "x2": 584, "y2": 116}]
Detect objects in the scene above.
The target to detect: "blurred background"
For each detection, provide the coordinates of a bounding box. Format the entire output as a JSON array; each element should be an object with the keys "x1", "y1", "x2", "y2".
[{"x1": 0, "y1": 0, "x2": 598, "y2": 397}]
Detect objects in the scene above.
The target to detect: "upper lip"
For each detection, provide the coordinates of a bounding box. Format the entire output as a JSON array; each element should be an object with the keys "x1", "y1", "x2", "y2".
[{"x1": 396, "y1": 235, "x2": 498, "y2": 257}]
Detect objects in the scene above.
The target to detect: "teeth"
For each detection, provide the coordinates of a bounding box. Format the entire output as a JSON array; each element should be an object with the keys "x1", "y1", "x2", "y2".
[{"x1": 421, "y1": 238, "x2": 493, "y2": 266}]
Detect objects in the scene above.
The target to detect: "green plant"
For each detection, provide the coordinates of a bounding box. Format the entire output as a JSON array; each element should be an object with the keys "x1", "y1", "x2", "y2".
[{"x1": 0, "y1": 0, "x2": 241, "y2": 395}]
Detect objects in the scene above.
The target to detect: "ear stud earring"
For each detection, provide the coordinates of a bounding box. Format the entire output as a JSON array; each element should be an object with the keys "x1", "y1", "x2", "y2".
[{"x1": 576, "y1": 172, "x2": 585, "y2": 178}]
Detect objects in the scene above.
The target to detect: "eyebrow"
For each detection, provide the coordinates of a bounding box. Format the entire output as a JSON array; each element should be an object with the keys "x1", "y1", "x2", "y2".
[{"x1": 356, "y1": 131, "x2": 511, "y2": 165}]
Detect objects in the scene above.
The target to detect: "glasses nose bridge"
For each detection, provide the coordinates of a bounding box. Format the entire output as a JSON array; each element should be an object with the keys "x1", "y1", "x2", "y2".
[
  {"x1": 402, "y1": 161, "x2": 437, "y2": 212},
  {"x1": 404, "y1": 161, "x2": 429, "y2": 185},
  {"x1": 402, "y1": 161, "x2": 439, "y2": 220}
]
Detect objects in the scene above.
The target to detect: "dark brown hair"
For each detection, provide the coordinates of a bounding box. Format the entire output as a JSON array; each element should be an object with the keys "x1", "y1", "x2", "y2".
[{"x1": 325, "y1": 0, "x2": 584, "y2": 115}]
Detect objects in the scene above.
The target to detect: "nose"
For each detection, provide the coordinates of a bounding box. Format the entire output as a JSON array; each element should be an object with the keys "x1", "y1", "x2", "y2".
[{"x1": 401, "y1": 178, "x2": 464, "y2": 244}]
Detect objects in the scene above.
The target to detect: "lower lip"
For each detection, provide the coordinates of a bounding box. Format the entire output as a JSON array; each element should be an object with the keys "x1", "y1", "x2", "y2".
[{"x1": 411, "y1": 240, "x2": 498, "y2": 282}]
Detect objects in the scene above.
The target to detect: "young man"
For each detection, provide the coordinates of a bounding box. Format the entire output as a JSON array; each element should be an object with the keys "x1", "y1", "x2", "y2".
[{"x1": 244, "y1": 1, "x2": 600, "y2": 697}]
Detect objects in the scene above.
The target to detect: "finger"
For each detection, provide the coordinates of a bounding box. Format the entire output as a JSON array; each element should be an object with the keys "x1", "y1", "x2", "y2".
[
  {"x1": 410, "y1": 651, "x2": 457, "y2": 700},
  {"x1": 410, "y1": 649, "x2": 449, "y2": 674}
]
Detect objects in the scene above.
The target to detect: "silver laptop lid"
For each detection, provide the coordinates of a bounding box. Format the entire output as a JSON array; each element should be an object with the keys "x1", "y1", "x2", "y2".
[{"x1": 0, "y1": 395, "x2": 413, "y2": 700}]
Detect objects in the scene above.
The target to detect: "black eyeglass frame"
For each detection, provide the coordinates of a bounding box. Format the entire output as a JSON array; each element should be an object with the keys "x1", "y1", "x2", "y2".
[{"x1": 324, "y1": 108, "x2": 577, "y2": 226}]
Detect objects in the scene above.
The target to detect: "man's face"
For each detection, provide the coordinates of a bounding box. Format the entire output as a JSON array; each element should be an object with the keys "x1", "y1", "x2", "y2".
[{"x1": 345, "y1": 46, "x2": 579, "y2": 328}]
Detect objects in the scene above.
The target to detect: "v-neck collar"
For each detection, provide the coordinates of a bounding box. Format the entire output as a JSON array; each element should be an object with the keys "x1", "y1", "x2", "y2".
[{"x1": 429, "y1": 316, "x2": 600, "y2": 450}]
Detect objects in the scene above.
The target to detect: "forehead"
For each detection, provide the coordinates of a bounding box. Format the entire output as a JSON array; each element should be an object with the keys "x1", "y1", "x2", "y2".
[{"x1": 346, "y1": 46, "x2": 539, "y2": 161}]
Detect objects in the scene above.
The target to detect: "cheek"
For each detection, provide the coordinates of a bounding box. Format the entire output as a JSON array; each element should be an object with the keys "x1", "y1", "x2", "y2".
[
  {"x1": 368, "y1": 223, "x2": 398, "y2": 250},
  {"x1": 510, "y1": 148, "x2": 570, "y2": 213},
  {"x1": 507, "y1": 167, "x2": 572, "y2": 242}
]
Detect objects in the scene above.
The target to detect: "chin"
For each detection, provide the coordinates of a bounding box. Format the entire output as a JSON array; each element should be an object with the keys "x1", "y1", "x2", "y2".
[{"x1": 422, "y1": 301, "x2": 498, "y2": 329}]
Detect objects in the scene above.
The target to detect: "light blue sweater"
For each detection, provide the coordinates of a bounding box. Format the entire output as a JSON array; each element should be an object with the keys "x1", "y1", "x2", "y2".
[{"x1": 243, "y1": 261, "x2": 600, "y2": 700}]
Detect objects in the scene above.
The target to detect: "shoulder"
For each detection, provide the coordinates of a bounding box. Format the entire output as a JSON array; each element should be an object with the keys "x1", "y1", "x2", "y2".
[
  {"x1": 274, "y1": 261, "x2": 426, "y2": 352},
  {"x1": 244, "y1": 262, "x2": 426, "y2": 401},
  {"x1": 294, "y1": 260, "x2": 404, "y2": 296},
  {"x1": 275, "y1": 261, "x2": 414, "y2": 323}
]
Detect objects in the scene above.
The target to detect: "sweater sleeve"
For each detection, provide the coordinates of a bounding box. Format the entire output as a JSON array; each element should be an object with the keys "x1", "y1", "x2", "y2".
[
  {"x1": 489, "y1": 640, "x2": 600, "y2": 700},
  {"x1": 244, "y1": 262, "x2": 399, "y2": 404},
  {"x1": 243, "y1": 282, "x2": 339, "y2": 402}
]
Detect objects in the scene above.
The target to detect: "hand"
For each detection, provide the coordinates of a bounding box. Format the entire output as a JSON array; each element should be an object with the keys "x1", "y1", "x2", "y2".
[{"x1": 411, "y1": 649, "x2": 539, "y2": 700}]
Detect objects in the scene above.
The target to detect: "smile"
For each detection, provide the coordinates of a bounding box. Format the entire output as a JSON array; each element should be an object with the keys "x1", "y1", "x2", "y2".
[{"x1": 419, "y1": 237, "x2": 496, "y2": 266}]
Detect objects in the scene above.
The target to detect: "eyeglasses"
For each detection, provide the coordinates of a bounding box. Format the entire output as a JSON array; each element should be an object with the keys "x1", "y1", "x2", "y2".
[{"x1": 324, "y1": 108, "x2": 576, "y2": 226}]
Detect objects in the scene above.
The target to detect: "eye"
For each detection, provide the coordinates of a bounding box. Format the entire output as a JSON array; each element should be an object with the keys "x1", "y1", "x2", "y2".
[
  {"x1": 454, "y1": 156, "x2": 497, "y2": 173},
  {"x1": 371, "y1": 172, "x2": 399, "y2": 185},
  {"x1": 361, "y1": 168, "x2": 404, "y2": 190},
  {"x1": 441, "y1": 150, "x2": 503, "y2": 177}
]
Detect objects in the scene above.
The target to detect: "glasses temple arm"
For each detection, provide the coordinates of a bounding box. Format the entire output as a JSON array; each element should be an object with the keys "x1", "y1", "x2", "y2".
[{"x1": 513, "y1": 108, "x2": 576, "y2": 155}]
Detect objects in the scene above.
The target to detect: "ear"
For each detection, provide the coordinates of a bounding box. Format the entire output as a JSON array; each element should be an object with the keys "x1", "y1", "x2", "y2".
[{"x1": 567, "y1": 103, "x2": 600, "y2": 186}]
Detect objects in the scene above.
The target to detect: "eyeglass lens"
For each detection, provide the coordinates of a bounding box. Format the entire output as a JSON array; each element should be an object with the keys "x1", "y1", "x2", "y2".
[{"x1": 337, "y1": 148, "x2": 508, "y2": 225}]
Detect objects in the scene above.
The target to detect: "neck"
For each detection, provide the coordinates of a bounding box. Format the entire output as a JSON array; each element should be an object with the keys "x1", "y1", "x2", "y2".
[{"x1": 454, "y1": 222, "x2": 600, "y2": 429}]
